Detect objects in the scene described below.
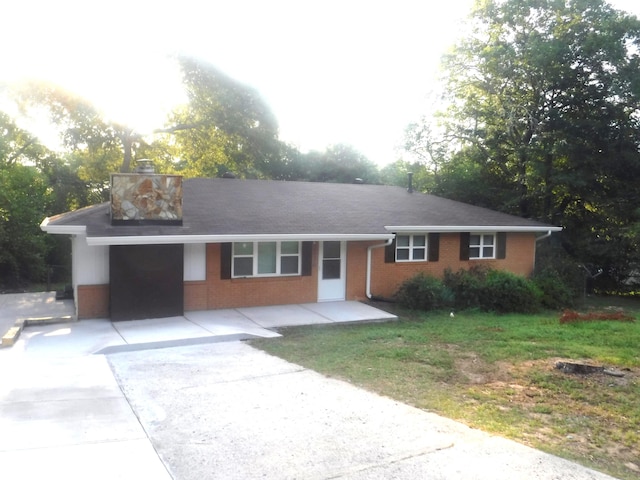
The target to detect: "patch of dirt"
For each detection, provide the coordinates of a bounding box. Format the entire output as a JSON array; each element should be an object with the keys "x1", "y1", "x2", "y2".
[{"x1": 452, "y1": 355, "x2": 640, "y2": 479}]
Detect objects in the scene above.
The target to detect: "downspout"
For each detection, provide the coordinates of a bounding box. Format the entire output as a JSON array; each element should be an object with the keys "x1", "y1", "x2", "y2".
[
  {"x1": 533, "y1": 230, "x2": 553, "y2": 272},
  {"x1": 535, "y1": 230, "x2": 553, "y2": 242},
  {"x1": 366, "y1": 238, "x2": 394, "y2": 299}
]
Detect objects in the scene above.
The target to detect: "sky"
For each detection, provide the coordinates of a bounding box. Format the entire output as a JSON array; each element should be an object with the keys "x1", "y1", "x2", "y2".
[{"x1": 2, "y1": 0, "x2": 640, "y2": 166}]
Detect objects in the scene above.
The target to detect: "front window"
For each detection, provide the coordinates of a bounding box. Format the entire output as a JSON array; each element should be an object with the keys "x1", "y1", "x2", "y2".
[
  {"x1": 396, "y1": 234, "x2": 427, "y2": 262},
  {"x1": 233, "y1": 241, "x2": 301, "y2": 277},
  {"x1": 469, "y1": 233, "x2": 495, "y2": 259}
]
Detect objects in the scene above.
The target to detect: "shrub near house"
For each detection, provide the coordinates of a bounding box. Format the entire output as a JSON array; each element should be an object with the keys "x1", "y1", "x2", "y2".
[{"x1": 396, "y1": 267, "x2": 572, "y2": 313}]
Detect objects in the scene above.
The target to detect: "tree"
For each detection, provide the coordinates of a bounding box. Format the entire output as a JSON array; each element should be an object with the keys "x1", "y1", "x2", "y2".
[
  {"x1": 0, "y1": 113, "x2": 54, "y2": 288},
  {"x1": 161, "y1": 57, "x2": 282, "y2": 178},
  {"x1": 301, "y1": 144, "x2": 381, "y2": 184},
  {"x1": 14, "y1": 81, "x2": 147, "y2": 182},
  {"x1": 379, "y1": 159, "x2": 434, "y2": 192},
  {"x1": 409, "y1": 0, "x2": 640, "y2": 285}
]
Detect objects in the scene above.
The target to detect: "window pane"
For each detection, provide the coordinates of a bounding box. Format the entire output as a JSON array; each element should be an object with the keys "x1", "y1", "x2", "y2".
[
  {"x1": 281, "y1": 256, "x2": 299, "y2": 274},
  {"x1": 483, "y1": 247, "x2": 494, "y2": 258},
  {"x1": 470, "y1": 235, "x2": 481, "y2": 246},
  {"x1": 324, "y1": 241, "x2": 341, "y2": 259},
  {"x1": 234, "y1": 242, "x2": 253, "y2": 255},
  {"x1": 483, "y1": 235, "x2": 494, "y2": 245},
  {"x1": 323, "y1": 259, "x2": 341, "y2": 279},
  {"x1": 281, "y1": 241, "x2": 299, "y2": 255},
  {"x1": 469, "y1": 247, "x2": 480, "y2": 258},
  {"x1": 258, "y1": 242, "x2": 276, "y2": 274},
  {"x1": 413, "y1": 235, "x2": 426, "y2": 247},
  {"x1": 234, "y1": 257, "x2": 253, "y2": 276},
  {"x1": 397, "y1": 235, "x2": 410, "y2": 247},
  {"x1": 396, "y1": 249, "x2": 410, "y2": 260},
  {"x1": 413, "y1": 248, "x2": 426, "y2": 260}
]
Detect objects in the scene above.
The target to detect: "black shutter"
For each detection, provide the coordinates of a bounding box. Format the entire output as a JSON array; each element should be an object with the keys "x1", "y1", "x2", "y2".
[
  {"x1": 459, "y1": 232, "x2": 470, "y2": 261},
  {"x1": 428, "y1": 233, "x2": 440, "y2": 262},
  {"x1": 301, "y1": 241, "x2": 313, "y2": 276},
  {"x1": 220, "y1": 243, "x2": 232, "y2": 279},
  {"x1": 496, "y1": 232, "x2": 507, "y2": 259},
  {"x1": 385, "y1": 237, "x2": 396, "y2": 263}
]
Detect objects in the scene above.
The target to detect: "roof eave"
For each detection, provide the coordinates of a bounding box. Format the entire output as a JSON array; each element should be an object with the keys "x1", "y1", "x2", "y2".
[
  {"x1": 85, "y1": 233, "x2": 394, "y2": 246},
  {"x1": 385, "y1": 225, "x2": 563, "y2": 233},
  {"x1": 40, "y1": 217, "x2": 87, "y2": 235}
]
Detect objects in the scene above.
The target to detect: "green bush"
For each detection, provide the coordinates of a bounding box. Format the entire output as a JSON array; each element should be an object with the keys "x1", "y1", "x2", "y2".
[
  {"x1": 532, "y1": 269, "x2": 575, "y2": 309},
  {"x1": 398, "y1": 268, "x2": 554, "y2": 313},
  {"x1": 394, "y1": 273, "x2": 454, "y2": 311},
  {"x1": 442, "y1": 266, "x2": 488, "y2": 310},
  {"x1": 479, "y1": 270, "x2": 542, "y2": 313}
]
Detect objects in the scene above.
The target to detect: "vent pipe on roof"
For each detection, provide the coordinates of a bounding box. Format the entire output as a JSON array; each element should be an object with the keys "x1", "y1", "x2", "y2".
[
  {"x1": 407, "y1": 172, "x2": 414, "y2": 193},
  {"x1": 135, "y1": 159, "x2": 155, "y2": 174}
]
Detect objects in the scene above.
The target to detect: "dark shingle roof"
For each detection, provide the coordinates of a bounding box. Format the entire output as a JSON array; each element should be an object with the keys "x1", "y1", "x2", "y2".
[{"x1": 43, "y1": 178, "x2": 558, "y2": 240}]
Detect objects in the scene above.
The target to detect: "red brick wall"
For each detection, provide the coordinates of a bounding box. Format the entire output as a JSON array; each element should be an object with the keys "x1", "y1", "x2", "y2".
[
  {"x1": 184, "y1": 281, "x2": 208, "y2": 311},
  {"x1": 77, "y1": 284, "x2": 109, "y2": 319},
  {"x1": 76, "y1": 234, "x2": 537, "y2": 317},
  {"x1": 368, "y1": 232, "x2": 537, "y2": 299},
  {"x1": 205, "y1": 243, "x2": 319, "y2": 309},
  {"x1": 346, "y1": 241, "x2": 376, "y2": 302}
]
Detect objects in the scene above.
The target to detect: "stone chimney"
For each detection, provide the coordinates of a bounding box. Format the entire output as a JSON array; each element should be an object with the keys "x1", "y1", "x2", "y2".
[{"x1": 110, "y1": 160, "x2": 183, "y2": 225}]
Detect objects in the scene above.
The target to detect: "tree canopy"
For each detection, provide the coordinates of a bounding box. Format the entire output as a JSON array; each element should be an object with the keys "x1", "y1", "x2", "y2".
[{"x1": 407, "y1": 0, "x2": 640, "y2": 285}]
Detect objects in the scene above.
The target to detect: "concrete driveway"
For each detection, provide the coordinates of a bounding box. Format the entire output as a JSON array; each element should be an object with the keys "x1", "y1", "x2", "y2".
[
  {"x1": 0, "y1": 301, "x2": 618, "y2": 479},
  {"x1": 107, "y1": 342, "x2": 616, "y2": 480}
]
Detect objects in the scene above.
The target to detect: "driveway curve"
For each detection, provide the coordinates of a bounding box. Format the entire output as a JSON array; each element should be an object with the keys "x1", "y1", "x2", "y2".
[{"x1": 108, "y1": 341, "x2": 616, "y2": 480}]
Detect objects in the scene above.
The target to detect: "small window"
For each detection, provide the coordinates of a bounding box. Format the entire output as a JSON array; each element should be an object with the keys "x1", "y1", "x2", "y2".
[
  {"x1": 396, "y1": 234, "x2": 427, "y2": 262},
  {"x1": 469, "y1": 234, "x2": 495, "y2": 259},
  {"x1": 232, "y1": 241, "x2": 301, "y2": 277}
]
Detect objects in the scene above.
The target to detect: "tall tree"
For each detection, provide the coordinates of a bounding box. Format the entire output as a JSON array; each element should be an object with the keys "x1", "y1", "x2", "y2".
[
  {"x1": 410, "y1": 0, "x2": 640, "y2": 283},
  {"x1": 15, "y1": 81, "x2": 146, "y2": 181},
  {"x1": 302, "y1": 144, "x2": 381, "y2": 184},
  {"x1": 161, "y1": 57, "x2": 282, "y2": 178},
  {"x1": 0, "y1": 113, "x2": 53, "y2": 288}
]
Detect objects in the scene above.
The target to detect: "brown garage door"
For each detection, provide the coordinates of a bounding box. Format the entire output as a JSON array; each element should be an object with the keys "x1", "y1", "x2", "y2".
[{"x1": 110, "y1": 244, "x2": 184, "y2": 321}]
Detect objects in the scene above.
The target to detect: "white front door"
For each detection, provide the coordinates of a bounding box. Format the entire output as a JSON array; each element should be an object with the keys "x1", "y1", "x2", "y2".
[{"x1": 318, "y1": 241, "x2": 346, "y2": 302}]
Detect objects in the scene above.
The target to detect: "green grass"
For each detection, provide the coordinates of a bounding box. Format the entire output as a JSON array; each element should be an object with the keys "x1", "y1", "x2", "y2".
[{"x1": 251, "y1": 301, "x2": 640, "y2": 480}]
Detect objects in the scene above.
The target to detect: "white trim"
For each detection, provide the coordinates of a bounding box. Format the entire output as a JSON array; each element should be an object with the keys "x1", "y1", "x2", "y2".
[
  {"x1": 395, "y1": 233, "x2": 427, "y2": 262},
  {"x1": 40, "y1": 217, "x2": 86, "y2": 235},
  {"x1": 385, "y1": 225, "x2": 562, "y2": 233},
  {"x1": 232, "y1": 240, "x2": 302, "y2": 278},
  {"x1": 469, "y1": 232, "x2": 496, "y2": 260},
  {"x1": 85, "y1": 233, "x2": 393, "y2": 246}
]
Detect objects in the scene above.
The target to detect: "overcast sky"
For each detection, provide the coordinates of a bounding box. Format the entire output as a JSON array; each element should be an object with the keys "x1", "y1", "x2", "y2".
[{"x1": 2, "y1": 0, "x2": 640, "y2": 166}]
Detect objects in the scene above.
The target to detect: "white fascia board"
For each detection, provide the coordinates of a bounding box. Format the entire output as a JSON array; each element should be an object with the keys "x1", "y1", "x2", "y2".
[
  {"x1": 40, "y1": 217, "x2": 87, "y2": 235},
  {"x1": 384, "y1": 225, "x2": 563, "y2": 233},
  {"x1": 85, "y1": 233, "x2": 394, "y2": 246}
]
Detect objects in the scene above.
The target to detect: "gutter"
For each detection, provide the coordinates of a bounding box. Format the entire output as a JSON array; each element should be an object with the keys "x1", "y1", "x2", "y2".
[
  {"x1": 535, "y1": 230, "x2": 554, "y2": 242},
  {"x1": 366, "y1": 238, "x2": 394, "y2": 299},
  {"x1": 385, "y1": 225, "x2": 563, "y2": 233}
]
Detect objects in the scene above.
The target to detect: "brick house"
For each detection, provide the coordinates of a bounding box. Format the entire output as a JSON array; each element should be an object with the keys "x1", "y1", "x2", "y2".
[{"x1": 41, "y1": 171, "x2": 561, "y2": 320}]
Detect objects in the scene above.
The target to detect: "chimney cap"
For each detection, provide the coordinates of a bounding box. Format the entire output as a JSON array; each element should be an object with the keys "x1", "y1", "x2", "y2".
[{"x1": 135, "y1": 159, "x2": 155, "y2": 174}]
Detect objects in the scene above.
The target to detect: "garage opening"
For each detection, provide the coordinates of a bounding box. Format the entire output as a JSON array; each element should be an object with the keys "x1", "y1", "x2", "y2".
[{"x1": 110, "y1": 244, "x2": 184, "y2": 321}]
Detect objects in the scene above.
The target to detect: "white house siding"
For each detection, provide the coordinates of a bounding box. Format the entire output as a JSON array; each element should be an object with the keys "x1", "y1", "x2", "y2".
[
  {"x1": 72, "y1": 235, "x2": 109, "y2": 286},
  {"x1": 184, "y1": 243, "x2": 206, "y2": 281}
]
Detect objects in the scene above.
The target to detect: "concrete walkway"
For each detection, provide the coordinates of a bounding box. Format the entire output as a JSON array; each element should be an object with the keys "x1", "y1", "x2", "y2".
[
  {"x1": 1, "y1": 295, "x2": 397, "y2": 355},
  {"x1": 0, "y1": 294, "x2": 618, "y2": 480}
]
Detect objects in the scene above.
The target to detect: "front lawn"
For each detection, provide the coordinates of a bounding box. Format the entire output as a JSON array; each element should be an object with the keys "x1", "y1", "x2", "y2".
[{"x1": 251, "y1": 301, "x2": 640, "y2": 480}]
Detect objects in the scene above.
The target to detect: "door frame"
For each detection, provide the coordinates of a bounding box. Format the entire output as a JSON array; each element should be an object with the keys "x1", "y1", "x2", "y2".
[{"x1": 317, "y1": 240, "x2": 346, "y2": 302}]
